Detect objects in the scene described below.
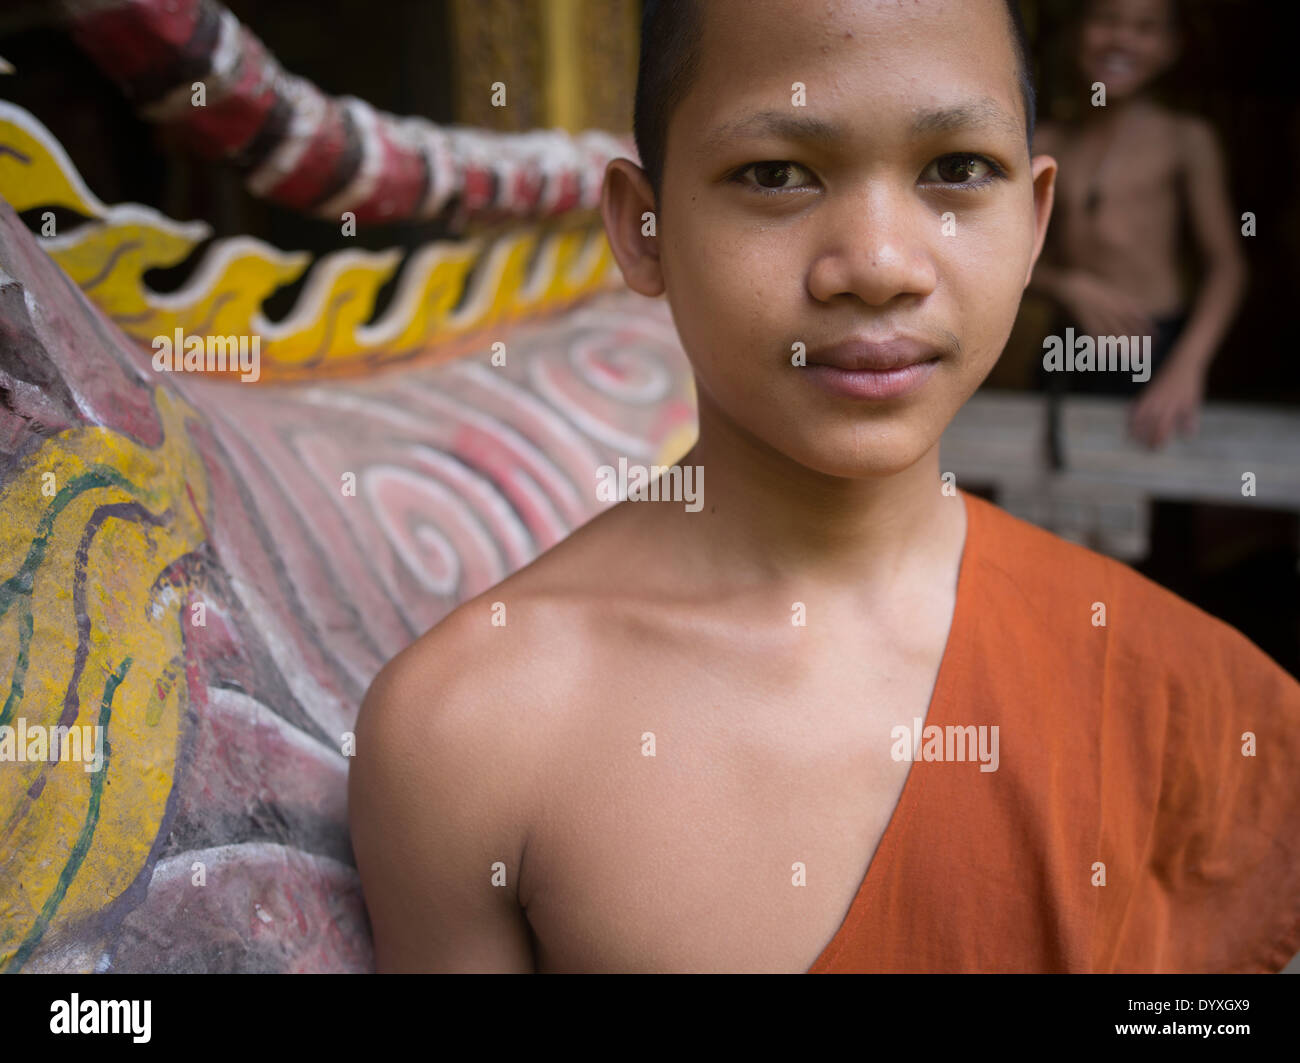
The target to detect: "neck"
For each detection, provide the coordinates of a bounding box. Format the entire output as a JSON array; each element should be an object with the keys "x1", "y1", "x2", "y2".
[
  {"x1": 1084, "y1": 91, "x2": 1149, "y2": 126},
  {"x1": 664, "y1": 390, "x2": 966, "y2": 596}
]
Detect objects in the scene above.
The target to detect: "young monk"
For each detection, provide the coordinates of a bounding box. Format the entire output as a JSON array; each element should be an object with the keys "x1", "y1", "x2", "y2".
[
  {"x1": 1029, "y1": 0, "x2": 1247, "y2": 448},
  {"x1": 348, "y1": 0, "x2": 1300, "y2": 973}
]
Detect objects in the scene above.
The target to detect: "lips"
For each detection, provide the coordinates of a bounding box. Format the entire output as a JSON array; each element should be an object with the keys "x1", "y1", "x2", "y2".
[
  {"x1": 806, "y1": 336, "x2": 944, "y2": 372},
  {"x1": 802, "y1": 336, "x2": 945, "y2": 400}
]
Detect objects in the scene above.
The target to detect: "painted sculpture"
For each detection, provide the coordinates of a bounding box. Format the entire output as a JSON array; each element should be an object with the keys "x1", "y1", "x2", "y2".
[{"x1": 0, "y1": 1, "x2": 692, "y2": 972}]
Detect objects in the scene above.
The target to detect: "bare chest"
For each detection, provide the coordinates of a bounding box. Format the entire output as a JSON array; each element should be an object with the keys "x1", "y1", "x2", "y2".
[
  {"x1": 1056, "y1": 124, "x2": 1183, "y2": 252},
  {"x1": 518, "y1": 632, "x2": 950, "y2": 972}
]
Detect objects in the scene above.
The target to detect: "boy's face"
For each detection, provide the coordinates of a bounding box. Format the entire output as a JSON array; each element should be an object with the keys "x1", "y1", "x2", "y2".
[
  {"x1": 606, "y1": 0, "x2": 1055, "y2": 481},
  {"x1": 1079, "y1": 0, "x2": 1179, "y2": 100}
]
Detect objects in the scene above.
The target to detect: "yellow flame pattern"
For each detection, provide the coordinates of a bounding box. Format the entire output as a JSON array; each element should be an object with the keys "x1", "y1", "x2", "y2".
[{"x1": 0, "y1": 100, "x2": 623, "y2": 381}]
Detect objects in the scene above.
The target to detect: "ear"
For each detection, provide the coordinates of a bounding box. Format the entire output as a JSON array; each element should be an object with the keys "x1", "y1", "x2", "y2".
[
  {"x1": 600, "y1": 157, "x2": 665, "y2": 298},
  {"x1": 1024, "y1": 152, "x2": 1058, "y2": 288}
]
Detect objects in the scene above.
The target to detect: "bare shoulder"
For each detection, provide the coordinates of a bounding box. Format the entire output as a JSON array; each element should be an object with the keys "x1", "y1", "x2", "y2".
[
  {"x1": 350, "y1": 525, "x2": 621, "y2": 839},
  {"x1": 356, "y1": 501, "x2": 649, "y2": 741},
  {"x1": 348, "y1": 508, "x2": 641, "y2": 970},
  {"x1": 1172, "y1": 111, "x2": 1222, "y2": 158}
]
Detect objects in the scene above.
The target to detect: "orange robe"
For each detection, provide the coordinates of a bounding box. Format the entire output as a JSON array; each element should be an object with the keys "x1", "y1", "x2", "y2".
[{"x1": 808, "y1": 490, "x2": 1300, "y2": 973}]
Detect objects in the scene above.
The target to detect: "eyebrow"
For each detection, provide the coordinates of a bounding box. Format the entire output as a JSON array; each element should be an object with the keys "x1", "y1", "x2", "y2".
[
  {"x1": 909, "y1": 99, "x2": 1024, "y2": 141},
  {"x1": 699, "y1": 98, "x2": 1023, "y2": 158}
]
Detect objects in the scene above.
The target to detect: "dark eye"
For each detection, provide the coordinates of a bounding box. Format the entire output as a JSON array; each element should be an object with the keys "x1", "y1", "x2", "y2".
[
  {"x1": 937, "y1": 155, "x2": 987, "y2": 182},
  {"x1": 922, "y1": 153, "x2": 1003, "y2": 187},
  {"x1": 733, "y1": 160, "x2": 815, "y2": 193}
]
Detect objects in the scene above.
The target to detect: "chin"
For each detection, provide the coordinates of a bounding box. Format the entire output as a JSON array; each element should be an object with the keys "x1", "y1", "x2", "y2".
[
  {"x1": 1082, "y1": 65, "x2": 1158, "y2": 99},
  {"x1": 775, "y1": 426, "x2": 939, "y2": 482}
]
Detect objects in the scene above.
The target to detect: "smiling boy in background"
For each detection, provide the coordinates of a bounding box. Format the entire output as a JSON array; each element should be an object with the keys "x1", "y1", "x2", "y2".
[{"x1": 1030, "y1": 0, "x2": 1246, "y2": 448}]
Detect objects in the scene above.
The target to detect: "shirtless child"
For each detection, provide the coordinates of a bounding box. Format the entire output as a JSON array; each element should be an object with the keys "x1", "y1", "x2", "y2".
[
  {"x1": 1029, "y1": 0, "x2": 1247, "y2": 448},
  {"x1": 348, "y1": 0, "x2": 1300, "y2": 973}
]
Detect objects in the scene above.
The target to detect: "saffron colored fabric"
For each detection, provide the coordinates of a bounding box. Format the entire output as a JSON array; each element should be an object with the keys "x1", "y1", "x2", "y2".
[{"x1": 807, "y1": 490, "x2": 1300, "y2": 973}]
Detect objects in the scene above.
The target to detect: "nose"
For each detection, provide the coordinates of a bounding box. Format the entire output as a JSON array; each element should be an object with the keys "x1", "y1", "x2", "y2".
[
  {"x1": 1098, "y1": 22, "x2": 1140, "y2": 52},
  {"x1": 805, "y1": 180, "x2": 938, "y2": 308}
]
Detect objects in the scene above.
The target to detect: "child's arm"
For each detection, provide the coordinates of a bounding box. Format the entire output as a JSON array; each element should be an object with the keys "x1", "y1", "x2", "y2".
[
  {"x1": 1129, "y1": 117, "x2": 1248, "y2": 448},
  {"x1": 1030, "y1": 264, "x2": 1156, "y2": 339}
]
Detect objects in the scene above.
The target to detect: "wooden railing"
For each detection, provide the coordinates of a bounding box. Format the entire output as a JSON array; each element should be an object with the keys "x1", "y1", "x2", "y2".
[{"x1": 942, "y1": 391, "x2": 1300, "y2": 559}]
